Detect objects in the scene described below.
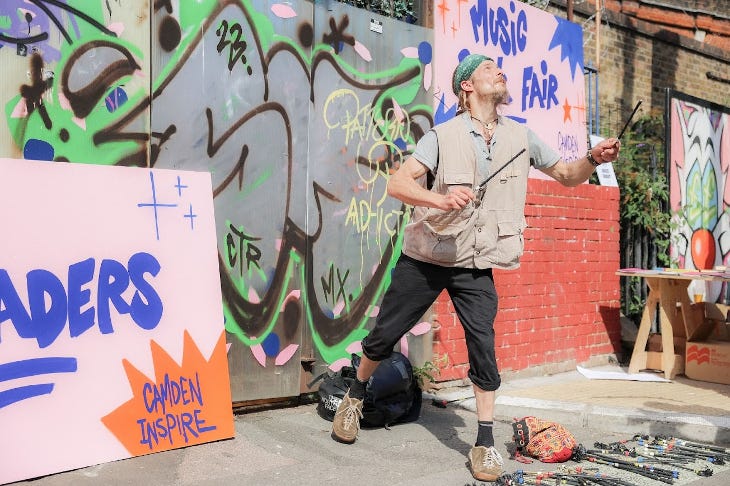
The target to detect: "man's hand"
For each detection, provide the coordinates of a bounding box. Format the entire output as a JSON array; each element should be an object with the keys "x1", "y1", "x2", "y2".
[
  {"x1": 593, "y1": 137, "x2": 621, "y2": 163},
  {"x1": 438, "y1": 186, "x2": 475, "y2": 210}
]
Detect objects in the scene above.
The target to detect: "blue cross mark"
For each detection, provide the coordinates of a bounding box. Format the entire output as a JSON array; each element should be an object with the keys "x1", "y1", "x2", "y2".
[
  {"x1": 175, "y1": 175, "x2": 188, "y2": 196},
  {"x1": 184, "y1": 203, "x2": 197, "y2": 230},
  {"x1": 138, "y1": 171, "x2": 177, "y2": 240}
]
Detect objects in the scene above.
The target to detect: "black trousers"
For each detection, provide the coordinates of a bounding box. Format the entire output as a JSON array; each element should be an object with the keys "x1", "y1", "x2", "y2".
[{"x1": 362, "y1": 253, "x2": 501, "y2": 391}]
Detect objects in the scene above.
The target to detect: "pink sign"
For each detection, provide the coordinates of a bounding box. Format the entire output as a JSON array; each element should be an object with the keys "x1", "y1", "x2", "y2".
[
  {"x1": 0, "y1": 158, "x2": 234, "y2": 484},
  {"x1": 434, "y1": 0, "x2": 588, "y2": 166}
]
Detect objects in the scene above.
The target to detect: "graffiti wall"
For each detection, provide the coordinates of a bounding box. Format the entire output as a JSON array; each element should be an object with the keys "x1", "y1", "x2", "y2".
[
  {"x1": 1, "y1": 0, "x2": 433, "y2": 402},
  {"x1": 149, "y1": 0, "x2": 434, "y2": 400},
  {"x1": 668, "y1": 90, "x2": 730, "y2": 302}
]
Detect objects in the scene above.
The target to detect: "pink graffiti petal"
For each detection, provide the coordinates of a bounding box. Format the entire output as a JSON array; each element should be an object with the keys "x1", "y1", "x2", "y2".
[
  {"x1": 423, "y1": 64, "x2": 432, "y2": 90},
  {"x1": 353, "y1": 41, "x2": 372, "y2": 62},
  {"x1": 58, "y1": 91, "x2": 71, "y2": 111},
  {"x1": 279, "y1": 289, "x2": 301, "y2": 311},
  {"x1": 10, "y1": 98, "x2": 28, "y2": 118},
  {"x1": 72, "y1": 117, "x2": 86, "y2": 130},
  {"x1": 400, "y1": 336, "x2": 409, "y2": 357},
  {"x1": 107, "y1": 22, "x2": 125, "y2": 36},
  {"x1": 333, "y1": 300, "x2": 345, "y2": 317},
  {"x1": 271, "y1": 4, "x2": 297, "y2": 18},
  {"x1": 401, "y1": 47, "x2": 418, "y2": 58},
  {"x1": 329, "y1": 358, "x2": 352, "y2": 372},
  {"x1": 248, "y1": 286, "x2": 261, "y2": 304},
  {"x1": 251, "y1": 344, "x2": 267, "y2": 367},
  {"x1": 392, "y1": 98, "x2": 404, "y2": 123},
  {"x1": 346, "y1": 341, "x2": 362, "y2": 354},
  {"x1": 275, "y1": 238, "x2": 282, "y2": 251},
  {"x1": 275, "y1": 344, "x2": 299, "y2": 365},
  {"x1": 369, "y1": 305, "x2": 379, "y2": 317},
  {"x1": 409, "y1": 321, "x2": 432, "y2": 336}
]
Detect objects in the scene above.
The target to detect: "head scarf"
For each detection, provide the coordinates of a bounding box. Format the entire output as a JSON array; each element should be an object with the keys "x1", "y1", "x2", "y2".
[{"x1": 452, "y1": 54, "x2": 493, "y2": 95}]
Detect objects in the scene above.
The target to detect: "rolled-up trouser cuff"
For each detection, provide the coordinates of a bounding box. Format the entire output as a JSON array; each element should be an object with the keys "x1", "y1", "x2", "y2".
[{"x1": 468, "y1": 370, "x2": 501, "y2": 391}]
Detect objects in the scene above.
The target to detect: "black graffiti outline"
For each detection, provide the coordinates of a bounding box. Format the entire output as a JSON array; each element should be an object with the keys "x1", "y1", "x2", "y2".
[
  {"x1": 60, "y1": 39, "x2": 141, "y2": 119},
  {"x1": 322, "y1": 15, "x2": 355, "y2": 55},
  {"x1": 20, "y1": 52, "x2": 53, "y2": 130}
]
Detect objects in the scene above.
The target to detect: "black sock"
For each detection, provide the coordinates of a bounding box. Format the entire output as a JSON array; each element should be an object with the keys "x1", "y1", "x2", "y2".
[
  {"x1": 349, "y1": 378, "x2": 367, "y2": 400},
  {"x1": 475, "y1": 420, "x2": 494, "y2": 448}
]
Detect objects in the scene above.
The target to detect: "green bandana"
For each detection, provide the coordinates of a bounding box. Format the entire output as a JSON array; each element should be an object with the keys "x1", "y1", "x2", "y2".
[{"x1": 452, "y1": 54, "x2": 493, "y2": 95}]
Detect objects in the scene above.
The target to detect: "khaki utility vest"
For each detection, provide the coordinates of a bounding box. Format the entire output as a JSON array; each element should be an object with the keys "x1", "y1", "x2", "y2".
[{"x1": 402, "y1": 115, "x2": 530, "y2": 269}]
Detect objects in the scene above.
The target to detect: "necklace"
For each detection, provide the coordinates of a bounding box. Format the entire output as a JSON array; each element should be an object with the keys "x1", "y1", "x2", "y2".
[{"x1": 471, "y1": 116, "x2": 498, "y2": 131}]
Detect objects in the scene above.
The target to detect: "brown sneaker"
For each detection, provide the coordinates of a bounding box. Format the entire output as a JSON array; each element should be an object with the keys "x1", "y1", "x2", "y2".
[
  {"x1": 330, "y1": 391, "x2": 363, "y2": 444},
  {"x1": 468, "y1": 445, "x2": 504, "y2": 482}
]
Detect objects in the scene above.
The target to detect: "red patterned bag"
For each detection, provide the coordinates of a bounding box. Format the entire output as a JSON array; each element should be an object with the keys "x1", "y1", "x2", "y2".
[{"x1": 511, "y1": 416, "x2": 577, "y2": 463}]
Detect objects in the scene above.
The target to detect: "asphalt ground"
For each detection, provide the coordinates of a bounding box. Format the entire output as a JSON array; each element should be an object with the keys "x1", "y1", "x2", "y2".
[{"x1": 8, "y1": 364, "x2": 730, "y2": 486}]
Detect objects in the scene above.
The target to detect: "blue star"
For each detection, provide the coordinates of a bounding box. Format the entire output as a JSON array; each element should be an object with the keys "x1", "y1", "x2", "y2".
[
  {"x1": 548, "y1": 16, "x2": 584, "y2": 81},
  {"x1": 434, "y1": 92, "x2": 457, "y2": 125}
]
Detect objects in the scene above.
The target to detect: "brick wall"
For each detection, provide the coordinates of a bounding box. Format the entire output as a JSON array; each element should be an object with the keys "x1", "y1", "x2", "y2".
[
  {"x1": 431, "y1": 180, "x2": 622, "y2": 383},
  {"x1": 559, "y1": 0, "x2": 729, "y2": 128},
  {"x1": 604, "y1": 0, "x2": 730, "y2": 52}
]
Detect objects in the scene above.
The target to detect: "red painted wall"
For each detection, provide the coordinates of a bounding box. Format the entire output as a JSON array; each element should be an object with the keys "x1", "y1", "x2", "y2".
[{"x1": 431, "y1": 179, "x2": 622, "y2": 382}]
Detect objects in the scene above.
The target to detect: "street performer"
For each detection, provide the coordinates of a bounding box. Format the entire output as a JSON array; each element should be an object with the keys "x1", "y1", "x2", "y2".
[{"x1": 331, "y1": 53, "x2": 621, "y2": 482}]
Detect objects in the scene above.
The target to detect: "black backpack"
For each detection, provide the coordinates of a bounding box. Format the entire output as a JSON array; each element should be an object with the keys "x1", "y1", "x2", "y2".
[{"x1": 312, "y1": 352, "x2": 422, "y2": 428}]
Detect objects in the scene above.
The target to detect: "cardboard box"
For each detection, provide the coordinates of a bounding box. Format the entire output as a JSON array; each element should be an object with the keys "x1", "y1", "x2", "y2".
[
  {"x1": 685, "y1": 340, "x2": 730, "y2": 385},
  {"x1": 684, "y1": 302, "x2": 730, "y2": 385}
]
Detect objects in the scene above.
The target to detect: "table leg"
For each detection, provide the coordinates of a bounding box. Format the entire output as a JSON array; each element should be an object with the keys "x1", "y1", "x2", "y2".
[
  {"x1": 628, "y1": 285, "x2": 659, "y2": 374},
  {"x1": 658, "y1": 279, "x2": 690, "y2": 378}
]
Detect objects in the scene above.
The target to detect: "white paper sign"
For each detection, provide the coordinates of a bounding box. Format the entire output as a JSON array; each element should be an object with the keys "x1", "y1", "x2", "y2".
[{"x1": 590, "y1": 134, "x2": 618, "y2": 187}]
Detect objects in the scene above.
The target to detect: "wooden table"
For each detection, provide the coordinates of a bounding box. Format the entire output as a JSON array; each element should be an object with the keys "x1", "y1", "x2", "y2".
[{"x1": 616, "y1": 269, "x2": 730, "y2": 379}]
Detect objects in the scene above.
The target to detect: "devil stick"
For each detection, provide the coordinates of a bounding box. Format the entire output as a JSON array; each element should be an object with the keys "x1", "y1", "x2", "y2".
[
  {"x1": 617, "y1": 100, "x2": 643, "y2": 140},
  {"x1": 476, "y1": 148, "x2": 527, "y2": 193}
]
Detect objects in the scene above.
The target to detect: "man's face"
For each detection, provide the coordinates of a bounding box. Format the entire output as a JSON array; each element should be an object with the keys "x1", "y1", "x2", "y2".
[{"x1": 467, "y1": 60, "x2": 509, "y2": 104}]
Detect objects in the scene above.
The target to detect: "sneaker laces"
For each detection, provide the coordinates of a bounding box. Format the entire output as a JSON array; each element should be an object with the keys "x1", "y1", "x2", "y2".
[
  {"x1": 482, "y1": 447, "x2": 504, "y2": 468},
  {"x1": 335, "y1": 397, "x2": 363, "y2": 431}
]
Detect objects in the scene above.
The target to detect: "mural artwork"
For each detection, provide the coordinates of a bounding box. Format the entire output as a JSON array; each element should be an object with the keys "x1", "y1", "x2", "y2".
[{"x1": 668, "y1": 90, "x2": 730, "y2": 303}]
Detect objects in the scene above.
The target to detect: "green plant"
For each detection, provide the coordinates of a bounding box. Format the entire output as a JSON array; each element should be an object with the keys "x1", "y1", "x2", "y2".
[
  {"x1": 614, "y1": 115, "x2": 671, "y2": 260},
  {"x1": 612, "y1": 114, "x2": 673, "y2": 322},
  {"x1": 412, "y1": 353, "x2": 448, "y2": 390},
  {"x1": 336, "y1": 0, "x2": 417, "y2": 23},
  {"x1": 412, "y1": 361, "x2": 438, "y2": 389}
]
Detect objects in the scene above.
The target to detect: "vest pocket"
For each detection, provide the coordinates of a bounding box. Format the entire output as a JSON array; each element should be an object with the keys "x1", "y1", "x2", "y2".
[
  {"x1": 423, "y1": 205, "x2": 474, "y2": 238},
  {"x1": 420, "y1": 207, "x2": 474, "y2": 263},
  {"x1": 496, "y1": 220, "x2": 524, "y2": 264}
]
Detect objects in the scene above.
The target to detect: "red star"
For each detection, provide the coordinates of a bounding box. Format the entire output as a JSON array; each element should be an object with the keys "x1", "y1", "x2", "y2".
[{"x1": 562, "y1": 98, "x2": 572, "y2": 123}]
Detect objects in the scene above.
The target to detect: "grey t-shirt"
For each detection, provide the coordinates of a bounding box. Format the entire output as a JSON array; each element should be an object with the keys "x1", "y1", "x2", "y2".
[{"x1": 412, "y1": 113, "x2": 560, "y2": 178}]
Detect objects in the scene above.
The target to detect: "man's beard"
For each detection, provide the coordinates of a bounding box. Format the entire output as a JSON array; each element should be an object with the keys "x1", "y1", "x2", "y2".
[{"x1": 493, "y1": 85, "x2": 510, "y2": 105}]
